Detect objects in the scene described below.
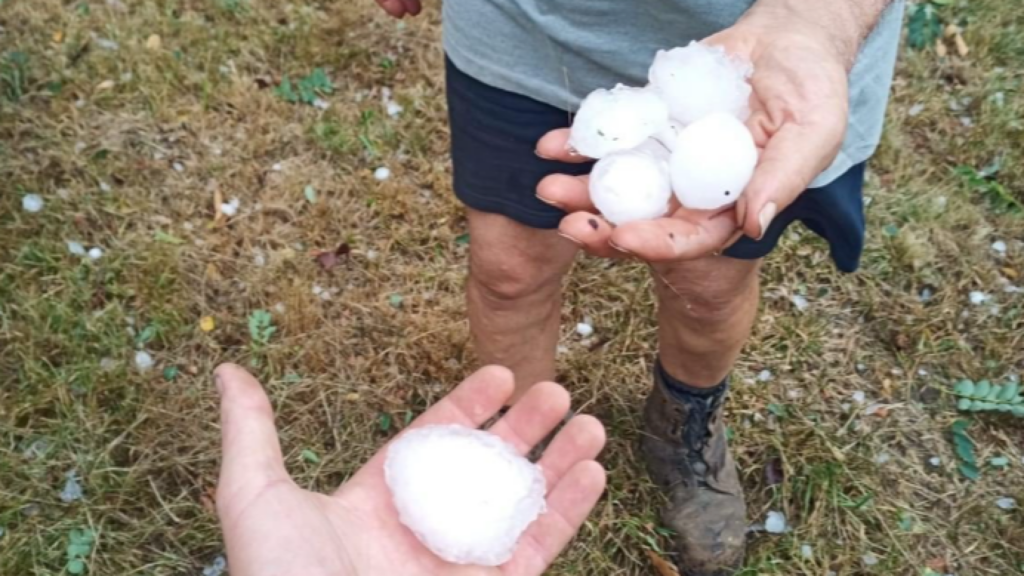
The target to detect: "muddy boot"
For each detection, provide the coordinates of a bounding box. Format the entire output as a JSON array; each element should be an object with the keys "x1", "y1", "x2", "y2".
[{"x1": 640, "y1": 363, "x2": 747, "y2": 576}]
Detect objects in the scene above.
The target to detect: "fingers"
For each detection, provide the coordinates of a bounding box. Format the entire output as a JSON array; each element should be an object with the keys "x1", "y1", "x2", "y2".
[
  {"x1": 535, "y1": 129, "x2": 592, "y2": 164},
  {"x1": 610, "y1": 209, "x2": 738, "y2": 262},
  {"x1": 502, "y1": 461, "x2": 607, "y2": 576},
  {"x1": 740, "y1": 117, "x2": 845, "y2": 240},
  {"x1": 214, "y1": 363, "x2": 290, "y2": 502},
  {"x1": 557, "y1": 212, "x2": 628, "y2": 259},
  {"x1": 376, "y1": 0, "x2": 407, "y2": 17},
  {"x1": 536, "y1": 415, "x2": 606, "y2": 489},
  {"x1": 536, "y1": 173, "x2": 594, "y2": 213},
  {"x1": 487, "y1": 382, "x2": 572, "y2": 456}
]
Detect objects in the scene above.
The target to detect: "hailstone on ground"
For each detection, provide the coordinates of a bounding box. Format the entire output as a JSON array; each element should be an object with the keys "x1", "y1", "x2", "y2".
[
  {"x1": 590, "y1": 140, "x2": 672, "y2": 225},
  {"x1": 568, "y1": 85, "x2": 670, "y2": 159},
  {"x1": 648, "y1": 41, "x2": 753, "y2": 125},
  {"x1": 670, "y1": 112, "x2": 757, "y2": 211},
  {"x1": 385, "y1": 424, "x2": 546, "y2": 567}
]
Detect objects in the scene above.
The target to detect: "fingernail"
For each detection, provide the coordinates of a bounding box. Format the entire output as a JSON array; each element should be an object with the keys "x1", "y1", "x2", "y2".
[
  {"x1": 609, "y1": 241, "x2": 633, "y2": 255},
  {"x1": 214, "y1": 374, "x2": 224, "y2": 395},
  {"x1": 536, "y1": 194, "x2": 562, "y2": 207},
  {"x1": 534, "y1": 149, "x2": 554, "y2": 160},
  {"x1": 757, "y1": 202, "x2": 777, "y2": 241},
  {"x1": 557, "y1": 232, "x2": 583, "y2": 246}
]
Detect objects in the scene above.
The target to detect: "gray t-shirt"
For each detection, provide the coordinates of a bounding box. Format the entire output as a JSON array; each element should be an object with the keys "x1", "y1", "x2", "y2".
[{"x1": 443, "y1": 0, "x2": 905, "y2": 188}]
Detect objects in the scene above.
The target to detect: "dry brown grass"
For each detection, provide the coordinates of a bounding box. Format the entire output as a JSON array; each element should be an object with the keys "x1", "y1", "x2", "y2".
[{"x1": 1, "y1": 0, "x2": 1023, "y2": 574}]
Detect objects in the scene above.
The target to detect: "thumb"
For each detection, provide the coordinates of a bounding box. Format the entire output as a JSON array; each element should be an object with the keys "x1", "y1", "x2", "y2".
[
  {"x1": 214, "y1": 363, "x2": 290, "y2": 503},
  {"x1": 740, "y1": 116, "x2": 845, "y2": 240}
]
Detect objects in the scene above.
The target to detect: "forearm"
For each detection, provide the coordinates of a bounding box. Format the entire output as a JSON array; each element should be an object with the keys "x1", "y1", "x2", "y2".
[{"x1": 742, "y1": 0, "x2": 894, "y2": 68}]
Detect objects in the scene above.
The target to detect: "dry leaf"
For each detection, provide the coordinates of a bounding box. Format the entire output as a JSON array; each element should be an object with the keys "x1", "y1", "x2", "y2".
[
  {"x1": 646, "y1": 550, "x2": 680, "y2": 576},
  {"x1": 345, "y1": 393, "x2": 361, "y2": 401},
  {"x1": 205, "y1": 263, "x2": 223, "y2": 282},
  {"x1": 199, "y1": 316, "x2": 216, "y2": 332},
  {"x1": 955, "y1": 32, "x2": 970, "y2": 57},
  {"x1": 96, "y1": 80, "x2": 116, "y2": 91},
  {"x1": 936, "y1": 39, "x2": 948, "y2": 58},
  {"x1": 146, "y1": 34, "x2": 162, "y2": 50},
  {"x1": 313, "y1": 243, "x2": 352, "y2": 271},
  {"x1": 944, "y1": 23, "x2": 961, "y2": 39},
  {"x1": 1002, "y1": 267, "x2": 1018, "y2": 280},
  {"x1": 53, "y1": 30, "x2": 64, "y2": 43}
]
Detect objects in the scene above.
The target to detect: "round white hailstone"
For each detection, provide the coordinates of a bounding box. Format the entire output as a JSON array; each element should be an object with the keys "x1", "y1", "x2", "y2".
[
  {"x1": 22, "y1": 194, "x2": 44, "y2": 213},
  {"x1": 134, "y1": 350, "x2": 154, "y2": 372},
  {"x1": 648, "y1": 41, "x2": 753, "y2": 125},
  {"x1": 385, "y1": 424, "x2": 547, "y2": 566},
  {"x1": 590, "y1": 140, "x2": 672, "y2": 225},
  {"x1": 575, "y1": 322, "x2": 594, "y2": 338},
  {"x1": 374, "y1": 167, "x2": 391, "y2": 181},
  {"x1": 568, "y1": 85, "x2": 670, "y2": 159},
  {"x1": 670, "y1": 113, "x2": 757, "y2": 211},
  {"x1": 87, "y1": 247, "x2": 104, "y2": 260}
]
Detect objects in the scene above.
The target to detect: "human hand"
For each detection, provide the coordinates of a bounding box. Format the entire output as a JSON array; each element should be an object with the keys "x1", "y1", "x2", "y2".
[
  {"x1": 536, "y1": 4, "x2": 853, "y2": 263},
  {"x1": 213, "y1": 363, "x2": 607, "y2": 576},
  {"x1": 373, "y1": 0, "x2": 422, "y2": 18}
]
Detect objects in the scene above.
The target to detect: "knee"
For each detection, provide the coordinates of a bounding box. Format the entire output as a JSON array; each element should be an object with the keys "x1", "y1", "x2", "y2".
[
  {"x1": 655, "y1": 259, "x2": 759, "y2": 325},
  {"x1": 469, "y1": 253, "x2": 562, "y2": 304}
]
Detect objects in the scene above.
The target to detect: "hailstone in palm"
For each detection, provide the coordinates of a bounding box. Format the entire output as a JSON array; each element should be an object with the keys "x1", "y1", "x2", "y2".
[
  {"x1": 670, "y1": 113, "x2": 758, "y2": 211},
  {"x1": 384, "y1": 424, "x2": 547, "y2": 567},
  {"x1": 649, "y1": 41, "x2": 753, "y2": 125},
  {"x1": 568, "y1": 85, "x2": 670, "y2": 159},
  {"x1": 590, "y1": 140, "x2": 672, "y2": 225}
]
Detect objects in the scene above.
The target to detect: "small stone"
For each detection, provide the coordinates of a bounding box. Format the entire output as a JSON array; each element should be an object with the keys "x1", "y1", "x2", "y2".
[
  {"x1": 374, "y1": 167, "x2": 391, "y2": 181},
  {"x1": 764, "y1": 511, "x2": 787, "y2": 534},
  {"x1": 67, "y1": 241, "x2": 87, "y2": 256},
  {"x1": 134, "y1": 351, "x2": 154, "y2": 372},
  {"x1": 996, "y1": 497, "x2": 1016, "y2": 510},
  {"x1": 22, "y1": 194, "x2": 44, "y2": 213},
  {"x1": 992, "y1": 240, "x2": 1007, "y2": 254},
  {"x1": 87, "y1": 247, "x2": 104, "y2": 260},
  {"x1": 575, "y1": 322, "x2": 594, "y2": 338}
]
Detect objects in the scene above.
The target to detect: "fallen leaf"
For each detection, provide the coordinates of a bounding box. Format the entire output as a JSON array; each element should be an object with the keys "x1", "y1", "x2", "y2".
[
  {"x1": 200, "y1": 316, "x2": 216, "y2": 332},
  {"x1": 53, "y1": 30, "x2": 64, "y2": 43},
  {"x1": 345, "y1": 393, "x2": 360, "y2": 401},
  {"x1": 955, "y1": 33, "x2": 969, "y2": 57},
  {"x1": 944, "y1": 23, "x2": 960, "y2": 38},
  {"x1": 96, "y1": 80, "x2": 116, "y2": 91},
  {"x1": 313, "y1": 243, "x2": 351, "y2": 271},
  {"x1": 146, "y1": 34, "x2": 162, "y2": 50},
  {"x1": 936, "y1": 38, "x2": 948, "y2": 58},
  {"x1": 1002, "y1": 267, "x2": 1019, "y2": 280},
  {"x1": 205, "y1": 263, "x2": 223, "y2": 282},
  {"x1": 646, "y1": 550, "x2": 680, "y2": 576}
]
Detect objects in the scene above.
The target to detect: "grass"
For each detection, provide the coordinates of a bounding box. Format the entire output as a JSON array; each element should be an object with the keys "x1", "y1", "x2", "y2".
[{"x1": 1, "y1": 0, "x2": 1023, "y2": 574}]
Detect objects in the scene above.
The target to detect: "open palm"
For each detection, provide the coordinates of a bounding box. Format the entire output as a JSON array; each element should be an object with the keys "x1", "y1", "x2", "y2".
[
  {"x1": 213, "y1": 364, "x2": 607, "y2": 576},
  {"x1": 536, "y1": 14, "x2": 850, "y2": 262}
]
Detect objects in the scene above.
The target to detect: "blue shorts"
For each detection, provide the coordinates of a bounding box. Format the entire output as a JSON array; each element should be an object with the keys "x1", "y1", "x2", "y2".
[{"x1": 445, "y1": 56, "x2": 867, "y2": 273}]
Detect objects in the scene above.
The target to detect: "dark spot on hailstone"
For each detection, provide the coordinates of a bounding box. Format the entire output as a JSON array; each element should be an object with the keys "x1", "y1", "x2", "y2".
[
  {"x1": 724, "y1": 190, "x2": 731, "y2": 196},
  {"x1": 588, "y1": 219, "x2": 599, "y2": 231}
]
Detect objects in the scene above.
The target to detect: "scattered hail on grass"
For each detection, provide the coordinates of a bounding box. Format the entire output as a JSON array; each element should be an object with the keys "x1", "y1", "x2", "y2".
[
  {"x1": 570, "y1": 41, "x2": 757, "y2": 222},
  {"x1": 385, "y1": 425, "x2": 546, "y2": 566}
]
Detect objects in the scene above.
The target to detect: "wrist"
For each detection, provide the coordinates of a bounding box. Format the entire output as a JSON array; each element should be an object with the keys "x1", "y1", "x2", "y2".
[{"x1": 741, "y1": 0, "x2": 890, "y2": 69}]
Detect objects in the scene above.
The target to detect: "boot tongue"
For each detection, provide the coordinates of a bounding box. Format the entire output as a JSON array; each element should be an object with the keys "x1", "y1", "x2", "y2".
[{"x1": 676, "y1": 393, "x2": 723, "y2": 472}]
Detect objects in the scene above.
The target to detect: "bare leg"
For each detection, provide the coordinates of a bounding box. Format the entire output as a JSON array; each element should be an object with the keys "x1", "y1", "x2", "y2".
[
  {"x1": 652, "y1": 256, "x2": 761, "y2": 386},
  {"x1": 466, "y1": 209, "x2": 578, "y2": 402}
]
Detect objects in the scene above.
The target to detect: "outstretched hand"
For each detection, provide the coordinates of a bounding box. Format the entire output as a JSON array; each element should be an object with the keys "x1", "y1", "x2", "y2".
[
  {"x1": 537, "y1": 7, "x2": 851, "y2": 263},
  {"x1": 214, "y1": 363, "x2": 607, "y2": 576}
]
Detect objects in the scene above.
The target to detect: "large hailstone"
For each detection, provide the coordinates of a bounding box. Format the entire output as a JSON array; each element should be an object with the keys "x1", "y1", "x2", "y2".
[
  {"x1": 568, "y1": 85, "x2": 670, "y2": 159},
  {"x1": 670, "y1": 112, "x2": 758, "y2": 211},
  {"x1": 590, "y1": 140, "x2": 672, "y2": 225},
  {"x1": 384, "y1": 424, "x2": 547, "y2": 566},
  {"x1": 649, "y1": 41, "x2": 753, "y2": 125}
]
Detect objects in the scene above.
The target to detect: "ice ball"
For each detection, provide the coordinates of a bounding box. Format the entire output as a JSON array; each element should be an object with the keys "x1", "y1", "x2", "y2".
[
  {"x1": 384, "y1": 424, "x2": 547, "y2": 566},
  {"x1": 569, "y1": 84, "x2": 670, "y2": 159},
  {"x1": 649, "y1": 41, "x2": 753, "y2": 125},
  {"x1": 670, "y1": 113, "x2": 757, "y2": 211},
  {"x1": 590, "y1": 140, "x2": 672, "y2": 225}
]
